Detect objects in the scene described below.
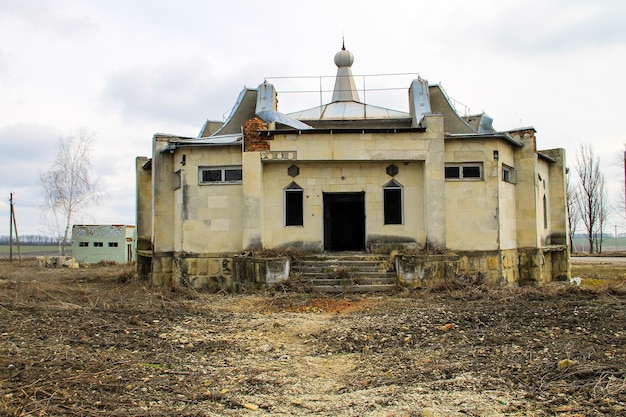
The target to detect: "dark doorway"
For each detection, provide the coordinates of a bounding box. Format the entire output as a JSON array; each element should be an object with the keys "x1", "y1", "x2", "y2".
[{"x1": 323, "y1": 192, "x2": 365, "y2": 251}]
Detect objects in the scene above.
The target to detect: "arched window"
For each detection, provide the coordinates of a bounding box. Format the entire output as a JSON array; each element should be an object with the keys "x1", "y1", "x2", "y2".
[
  {"x1": 284, "y1": 182, "x2": 303, "y2": 226},
  {"x1": 383, "y1": 180, "x2": 403, "y2": 225}
]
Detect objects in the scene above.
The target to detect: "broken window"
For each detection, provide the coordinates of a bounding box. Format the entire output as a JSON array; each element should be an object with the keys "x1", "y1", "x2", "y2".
[
  {"x1": 383, "y1": 180, "x2": 403, "y2": 225},
  {"x1": 444, "y1": 163, "x2": 483, "y2": 180},
  {"x1": 502, "y1": 165, "x2": 516, "y2": 183},
  {"x1": 174, "y1": 170, "x2": 181, "y2": 189},
  {"x1": 79, "y1": 242, "x2": 89, "y2": 247},
  {"x1": 284, "y1": 182, "x2": 303, "y2": 226},
  {"x1": 199, "y1": 166, "x2": 243, "y2": 184}
]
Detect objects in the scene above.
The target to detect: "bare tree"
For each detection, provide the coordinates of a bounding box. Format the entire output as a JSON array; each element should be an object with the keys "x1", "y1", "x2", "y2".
[
  {"x1": 614, "y1": 145, "x2": 626, "y2": 223},
  {"x1": 574, "y1": 143, "x2": 607, "y2": 253},
  {"x1": 566, "y1": 169, "x2": 580, "y2": 252},
  {"x1": 39, "y1": 128, "x2": 102, "y2": 255}
]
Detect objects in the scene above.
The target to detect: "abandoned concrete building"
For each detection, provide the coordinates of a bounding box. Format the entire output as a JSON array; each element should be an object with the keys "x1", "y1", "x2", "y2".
[
  {"x1": 135, "y1": 44, "x2": 570, "y2": 291},
  {"x1": 71, "y1": 225, "x2": 137, "y2": 264}
]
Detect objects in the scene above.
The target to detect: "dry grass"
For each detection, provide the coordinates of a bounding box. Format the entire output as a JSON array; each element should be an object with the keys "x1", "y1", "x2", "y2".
[{"x1": 0, "y1": 259, "x2": 625, "y2": 416}]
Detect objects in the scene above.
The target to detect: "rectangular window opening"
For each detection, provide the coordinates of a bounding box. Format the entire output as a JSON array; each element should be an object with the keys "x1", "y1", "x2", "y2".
[
  {"x1": 444, "y1": 166, "x2": 460, "y2": 179},
  {"x1": 93, "y1": 242, "x2": 103, "y2": 247},
  {"x1": 462, "y1": 166, "x2": 481, "y2": 178},
  {"x1": 224, "y1": 169, "x2": 242, "y2": 182},
  {"x1": 445, "y1": 163, "x2": 483, "y2": 180},
  {"x1": 199, "y1": 166, "x2": 243, "y2": 184},
  {"x1": 108, "y1": 242, "x2": 119, "y2": 248},
  {"x1": 79, "y1": 242, "x2": 89, "y2": 247},
  {"x1": 502, "y1": 165, "x2": 517, "y2": 183}
]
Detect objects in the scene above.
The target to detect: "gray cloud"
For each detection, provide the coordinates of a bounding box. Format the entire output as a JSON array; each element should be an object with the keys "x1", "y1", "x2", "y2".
[
  {"x1": 0, "y1": 124, "x2": 59, "y2": 187},
  {"x1": 99, "y1": 59, "x2": 273, "y2": 129},
  {"x1": 0, "y1": 0, "x2": 98, "y2": 40},
  {"x1": 485, "y1": 0, "x2": 626, "y2": 54},
  {"x1": 0, "y1": 123, "x2": 60, "y2": 231}
]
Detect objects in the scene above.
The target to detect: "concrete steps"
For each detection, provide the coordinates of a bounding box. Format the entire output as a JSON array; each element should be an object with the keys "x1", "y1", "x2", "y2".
[{"x1": 291, "y1": 253, "x2": 397, "y2": 293}]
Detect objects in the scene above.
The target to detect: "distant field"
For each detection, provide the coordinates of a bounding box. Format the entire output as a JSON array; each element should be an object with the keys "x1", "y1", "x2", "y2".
[
  {"x1": 571, "y1": 237, "x2": 626, "y2": 253},
  {"x1": 0, "y1": 245, "x2": 70, "y2": 257},
  {"x1": 2, "y1": 240, "x2": 624, "y2": 257}
]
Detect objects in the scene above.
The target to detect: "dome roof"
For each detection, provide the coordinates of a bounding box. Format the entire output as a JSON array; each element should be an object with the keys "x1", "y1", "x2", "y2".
[{"x1": 334, "y1": 46, "x2": 354, "y2": 68}]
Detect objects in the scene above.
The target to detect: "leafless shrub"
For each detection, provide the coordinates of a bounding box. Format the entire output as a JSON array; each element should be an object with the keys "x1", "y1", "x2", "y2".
[{"x1": 269, "y1": 273, "x2": 313, "y2": 293}]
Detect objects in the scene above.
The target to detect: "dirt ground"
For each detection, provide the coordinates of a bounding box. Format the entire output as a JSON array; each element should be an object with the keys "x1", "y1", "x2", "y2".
[{"x1": 0, "y1": 261, "x2": 625, "y2": 417}]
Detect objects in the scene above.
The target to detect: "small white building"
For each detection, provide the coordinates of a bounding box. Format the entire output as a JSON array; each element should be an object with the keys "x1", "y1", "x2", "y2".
[{"x1": 71, "y1": 225, "x2": 136, "y2": 264}]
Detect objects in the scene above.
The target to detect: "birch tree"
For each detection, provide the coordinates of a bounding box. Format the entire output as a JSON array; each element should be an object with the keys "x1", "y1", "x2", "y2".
[
  {"x1": 40, "y1": 128, "x2": 102, "y2": 255},
  {"x1": 615, "y1": 146, "x2": 626, "y2": 222}
]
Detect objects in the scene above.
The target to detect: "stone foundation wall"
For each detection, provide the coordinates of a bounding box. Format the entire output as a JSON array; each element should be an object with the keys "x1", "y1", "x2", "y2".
[
  {"x1": 395, "y1": 247, "x2": 568, "y2": 289},
  {"x1": 150, "y1": 253, "x2": 174, "y2": 287},
  {"x1": 144, "y1": 253, "x2": 290, "y2": 292},
  {"x1": 456, "y1": 249, "x2": 520, "y2": 286},
  {"x1": 395, "y1": 254, "x2": 459, "y2": 288},
  {"x1": 518, "y1": 246, "x2": 569, "y2": 285},
  {"x1": 141, "y1": 246, "x2": 568, "y2": 292},
  {"x1": 232, "y1": 256, "x2": 290, "y2": 292}
]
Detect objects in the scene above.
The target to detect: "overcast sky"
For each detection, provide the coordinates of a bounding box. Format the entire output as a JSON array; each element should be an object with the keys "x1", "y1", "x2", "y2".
[{"x1": 1, "y1": 0, "x2": 625, "y2": 237}]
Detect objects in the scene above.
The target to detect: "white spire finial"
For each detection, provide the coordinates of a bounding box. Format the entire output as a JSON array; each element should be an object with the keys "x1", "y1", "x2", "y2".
[{"x1": 332, "y1": 41, "x2": 359, "y2": 102}]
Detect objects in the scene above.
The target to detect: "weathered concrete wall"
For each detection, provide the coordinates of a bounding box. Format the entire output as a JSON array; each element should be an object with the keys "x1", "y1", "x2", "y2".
[
  {"x1": 266, "y1": 116, "x2": 446, "y2": 249},
  {"x1": 136, "y1": 157, "x2": 152, "y2": 279},
  {"x1": 135, "y1": 157, "x2": 152, "y2": 252},
  {"x1": 153, "y1": 254, "x2": 289, "y2": 292},
  {"x1": 519, "y1": 246, "x2": 569, "y2": 285},
  {"x1": 511, "y1": 130, "x2": 540, "y2": 248},
  {"x1": 542, "y1": 148, "x2": 569, "y2": 246},
  {"x1": 444, "y1": 139, "x2": 500, "y2": 251},
  {"x1": 395, "y1": 254, "x2": 459, "y2": 288},
  {"x1": 71, "y1": 225, "x2": 136, "y2": 264},
  {"x1": 174, "y1": 255, "x2": 234, "y2": 291},
  {"x1": 151, "y1": 253, "x2": 174, "y2": 287},
  {"x1": 152, "y1": 136, "x2": 177, "y2": 256},
  {"x1": 549, "y1": 247, "x2": 570, "y2": 282},
  {"x1": 456, "y1": 249, "x2": 519, "y2": 285},
  {"x1": 232, "y1": 256, "x2": 290, "y2": 292},
  {"x1": 177, "y1": 146, "x2": 244, "y2": 254},
  {"x1": 260, "y1": 161, "x2": 425, "y2": 251},
  {"x1": 396, "y1": 247, "x2": 564, "y2": 288}
]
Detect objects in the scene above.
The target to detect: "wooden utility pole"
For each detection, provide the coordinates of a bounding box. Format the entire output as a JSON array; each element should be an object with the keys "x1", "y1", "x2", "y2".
[
  {"x1": 9, "y1": 193, "x2": 12, "y2": 263},
  {"x1": 8, "y1": 192, "x2": 22, "y2": 263}
]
